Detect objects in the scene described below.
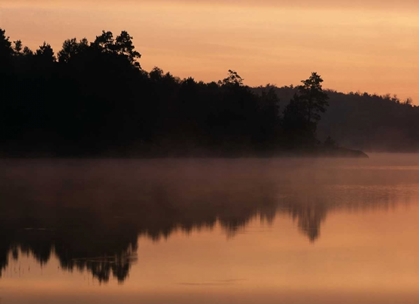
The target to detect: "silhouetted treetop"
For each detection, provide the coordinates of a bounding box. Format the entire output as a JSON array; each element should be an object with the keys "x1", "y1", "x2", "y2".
[
  {"x1": 35, "y1": 42, "x2": 56, "y2": 62},
  {"x1": 114, "y1": 31, "x2": 141, "y2": 67},
  {"x1": 58, "y1": 38, "x2": 89, "y2": 63},
  {"x1": 282, "y1": 72, "x2": 329, "y2": 147},
  {"x1": 0, "y1": 29, "x2": 13, "y2": 57},
  {"x1": 297, "y1": 72, "x2": 329, "y2": 123},
  {"x1": 0, "y1": 29, "x2": 14, "y2": 72},
  {"x1": 93, "y1": 30, "x2": 141, "y2": 68},
  {"x1": 13, "y1": 40, "x2": 23, "y2": 54},
  {"x1": 94, "y1": 30, "x2": 114, "y2": 51},
  {"x1": 220, "y1": 69, "x2": 244, "y2": 86}
]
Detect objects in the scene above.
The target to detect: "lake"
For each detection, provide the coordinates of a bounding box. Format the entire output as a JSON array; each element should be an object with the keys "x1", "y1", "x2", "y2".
[{"x1": 0, "y1": 154, "x2": 418, "y2": 304}]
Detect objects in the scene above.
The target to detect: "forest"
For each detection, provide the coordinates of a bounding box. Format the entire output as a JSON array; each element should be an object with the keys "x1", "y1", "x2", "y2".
[{"x1": 0, "y1": 28, "x2": 417, "y2": 157}]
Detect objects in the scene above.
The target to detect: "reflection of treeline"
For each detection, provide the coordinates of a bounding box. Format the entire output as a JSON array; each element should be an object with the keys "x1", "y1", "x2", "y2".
[
  {"x1": 0, "y1": 180, "x2": 279, "y2": 283},
  {"x1": 1, "y1": 28, "x2": 414, "y2": 156},
  {"x1": 253, "y1": 86, "x2": 418, "y2": 152},
  {"x1": 0, "y1": 159, "x2": 415, "y2": 282}
]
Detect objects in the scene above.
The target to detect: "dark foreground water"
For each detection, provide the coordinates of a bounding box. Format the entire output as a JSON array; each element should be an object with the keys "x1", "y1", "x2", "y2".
[{"x1": 0, "y1": 154, "x2": 418, "y2": 304}]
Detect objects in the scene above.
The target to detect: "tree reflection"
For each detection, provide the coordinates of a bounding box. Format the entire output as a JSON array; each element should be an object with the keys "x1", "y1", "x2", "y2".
[
  {"x1": 290, "y1": 203, "x2": 327, "y2": 242},
  {"x1": 0, "y1": 159, "x2": 414, "y2": 282}
]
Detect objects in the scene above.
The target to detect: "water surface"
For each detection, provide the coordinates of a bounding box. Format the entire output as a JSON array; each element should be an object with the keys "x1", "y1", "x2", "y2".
[{"x1": 0, "y1": 154, "x2": 418, "y2": 303}]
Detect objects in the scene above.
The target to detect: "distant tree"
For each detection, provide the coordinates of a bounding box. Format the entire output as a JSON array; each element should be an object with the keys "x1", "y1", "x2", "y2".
[
  {"x1": 114, "y1": 31, "x2": 141, "y2": 68},
  {"x1": 22, "y1": 47, "x2": 33, "y2": 56},
  {"x1": 93, "y1": 30, "x2": 114, "y2": 52},
  {"x1": 391, "y1": 94, "x2": 399, "y2": 104},
  {"x1": 297, "y1": 72, "x2": 329, "y2": 124},
  {"x1": 91, "y1": 30, "x2": 141, "y2": 69},
  {"x1": 404, "y1": 98, "x2": 413, "y2": 105},
  {"x1": 0, "y1": 29, "x2": 13, "y2": 57},
  {"x1": 149, "y1": 67, "x2": 164, "y2": 81},
  {"x1": 13, "y1": 40, "x2": 23, "y2": 54},
  {"x1": 0, "y1": 28, "x2": 13, "y2": 71},
  {"x1": 221, "y1": 70, "x2": 244, "y2": 86},
  {"x1": 57, "y1": 38, "x2": 88, "y2": 63},
  {"x1": 282, "y1": 72, "x2": 329, "y2": 147},
  {"x1": 35, "y1": 42, "x2": 56, "y2": 62}
]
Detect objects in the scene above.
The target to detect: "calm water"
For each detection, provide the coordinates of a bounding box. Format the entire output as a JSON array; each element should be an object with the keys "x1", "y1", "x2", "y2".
[{"x1": 0, "y1": 154, "x2": 418, "y2": 304}]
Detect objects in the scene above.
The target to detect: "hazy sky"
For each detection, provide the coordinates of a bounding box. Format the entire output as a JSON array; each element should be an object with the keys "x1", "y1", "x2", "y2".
[{"x1": 0, "y1": 0, "x2": 418, "y2": 103}]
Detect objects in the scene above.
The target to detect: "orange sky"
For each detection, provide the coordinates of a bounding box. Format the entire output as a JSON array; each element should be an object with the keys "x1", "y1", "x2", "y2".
[{"x1": 0, "y1": 0, "x2": 418, "y2": 103}]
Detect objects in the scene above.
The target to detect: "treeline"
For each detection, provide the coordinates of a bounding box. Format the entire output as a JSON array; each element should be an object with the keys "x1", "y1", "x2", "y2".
[
  {"x1": 254, "y1": 86, "x2": 418, "y2": 152},
  {"x1": 0, "y1": 28, "x2": 417, "y2": 156},
  {"x1": 0, "y1": 29, "x2": 283, "y2": 156}
]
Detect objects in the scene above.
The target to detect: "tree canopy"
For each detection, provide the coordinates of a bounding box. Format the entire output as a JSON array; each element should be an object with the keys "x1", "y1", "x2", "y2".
[{"x1": 282, "y1": 72, "x2": 329, "y2": 147}]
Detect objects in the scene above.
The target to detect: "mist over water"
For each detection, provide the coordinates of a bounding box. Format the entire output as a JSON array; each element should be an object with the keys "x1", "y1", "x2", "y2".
[{"x1": 0, "y1": 153, "x2": 417, "y2": 304}]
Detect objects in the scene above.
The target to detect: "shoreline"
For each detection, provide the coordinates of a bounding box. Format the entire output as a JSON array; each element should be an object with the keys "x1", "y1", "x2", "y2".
[{"x1": 0, "y1": 147, "x2": 369, "y2": 159}]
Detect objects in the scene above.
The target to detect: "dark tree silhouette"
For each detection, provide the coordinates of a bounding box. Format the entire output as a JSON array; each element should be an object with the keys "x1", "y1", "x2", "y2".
[
  {"x1": 221, "y1": 69, "x2": 244, "y2": 86},
  {"x1": 282, "y1": 72, "x2": 329, "y2": 148},
  {"x1": 35, "y1": 42, "x2": 55, "y2": 62},
  {"x1": 114, "y1": 31, "x2": 141, "y2": 68},
  {"x1": 282, "y1": 93, "x2": 314, "y2": 147},
  {"x1": 57, "y1": 38, "x2": 89, "y2": 63},
  {"x1": 0, "y1": 29, "x2": 13, "y2": 59},
  {"x1": 298, "y1": 72, "x2": 329, "y2": 124}
]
